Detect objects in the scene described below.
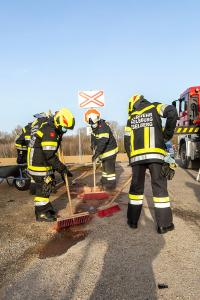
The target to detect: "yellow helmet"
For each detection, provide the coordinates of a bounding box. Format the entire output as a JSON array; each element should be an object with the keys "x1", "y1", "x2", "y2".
[
  {"x1": 128, "y1": 94, "x2": 143, "y2": 115},
  {"x1": 54, "y1": 108, "x2": 75, "y2": 132}
]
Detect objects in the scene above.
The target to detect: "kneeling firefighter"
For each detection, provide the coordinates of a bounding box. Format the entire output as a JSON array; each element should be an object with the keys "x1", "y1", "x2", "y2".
[
  {"x1": 124, "y1": 95, "x2": 178, "y2": 234},
  {"x1": 27, "y1": 108, "x2": 75, "y2": 222},
  {"x1": 86, "y1": 112, "x2": 118, "y2": 190}
]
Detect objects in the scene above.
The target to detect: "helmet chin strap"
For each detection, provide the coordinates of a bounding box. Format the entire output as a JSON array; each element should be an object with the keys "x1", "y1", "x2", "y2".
[{"x1": 91, "y1": 123, "x2": 98, "y2": 129}]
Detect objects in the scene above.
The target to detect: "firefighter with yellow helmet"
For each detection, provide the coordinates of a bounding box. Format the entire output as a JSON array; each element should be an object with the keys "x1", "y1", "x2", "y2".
[
  {"x1": 124, "y1": 95, "x2": 178, "y2": 233},
  {"x1": 28, "y1": 108, "x2": 75, "y2": 222},
  {"x1": 85, "y1": 111, "x2": 118, "y2": 190}
]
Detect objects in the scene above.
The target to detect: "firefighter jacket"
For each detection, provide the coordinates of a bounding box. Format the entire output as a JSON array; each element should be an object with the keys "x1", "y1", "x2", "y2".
[
  {"x1": 15, "y1": 123, "x2": 32, "y2": 151},
  {"x1": 91, "y1": 119, "x2": 118, "y2": 160},
  {"x1": 27, "y1": 117, "x2": 66, "y2": 176},
  {"x1": 124, "y1": 99, "x2": 178, "y2": 165},
  {"x1": 15, "y1": 116, "x2": 49, "y2": 152}
]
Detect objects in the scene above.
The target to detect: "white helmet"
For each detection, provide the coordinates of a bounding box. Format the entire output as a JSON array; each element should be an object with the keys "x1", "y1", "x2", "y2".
[{"x1": 85, "y1": 110, "x2": 100, "y2": 128}]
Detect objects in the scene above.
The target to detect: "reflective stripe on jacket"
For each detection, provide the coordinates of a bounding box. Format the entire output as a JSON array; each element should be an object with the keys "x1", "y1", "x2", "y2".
[
  {"x1": 27, "y1": 118, "x2": 66, "y2": 176},
  {"x1": 124, "y1": 100, "x2": 178, "y2": 165},
  {"x1": 92, "y1": 119, "x2": 118, "y2": 160}
]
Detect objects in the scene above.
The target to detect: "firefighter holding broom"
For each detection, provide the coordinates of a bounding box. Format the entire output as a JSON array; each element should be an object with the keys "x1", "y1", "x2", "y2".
[
  {"x1": 124, "y1": 95, "x2": 178, "y2": 234},
  {"x1": 27, "y1": 108, "x2": 75, "y2": 222},
  {"x1": 86, "y1": 111, "x2": 118, "y2": 190}
]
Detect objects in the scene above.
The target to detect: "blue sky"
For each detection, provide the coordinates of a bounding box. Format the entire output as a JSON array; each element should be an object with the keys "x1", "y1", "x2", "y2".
[{"x1": 0, "y1": 0, "x2": 200, "y2": 133}]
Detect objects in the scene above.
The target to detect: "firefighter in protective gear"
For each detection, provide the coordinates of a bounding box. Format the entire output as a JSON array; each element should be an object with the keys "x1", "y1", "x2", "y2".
[
  {"x1": 15, "y1": 112, "x2": 52, "y2": 164},
  {"x1": 124, "y1": 95, "x2": 178, "y2": 234},
  {"x1": 28, "y1": 108, "x2": 75, "y2": 222},
  {"x1": 86, "y1": 112, "x2": 118, "y2": 190}
]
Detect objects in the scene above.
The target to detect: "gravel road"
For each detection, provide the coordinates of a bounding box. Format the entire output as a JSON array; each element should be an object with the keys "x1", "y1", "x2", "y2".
[{"x1": 0, "y1": 161, "x2": 200, "y2": 300}]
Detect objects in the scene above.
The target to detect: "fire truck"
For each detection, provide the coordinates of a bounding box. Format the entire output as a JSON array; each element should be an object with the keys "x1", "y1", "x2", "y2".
[{"x1": 173, "y1": 86, "x2": 200, "y2": 169}]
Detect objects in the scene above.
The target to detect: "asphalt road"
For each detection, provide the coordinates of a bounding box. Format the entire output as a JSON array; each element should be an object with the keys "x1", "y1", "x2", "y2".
[{"x1": 0, "y1": 161, "x2": 200, "y2": 300}]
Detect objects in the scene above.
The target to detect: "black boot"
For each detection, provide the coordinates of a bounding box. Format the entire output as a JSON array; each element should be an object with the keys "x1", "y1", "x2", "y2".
[
  {"x1": 157, "y1": 223, "x2": 174, "y2": 234},
  {"x1": 35, "y1": 204, "x2": 57, "y2": 222},
  {"x1": 127, "y1": 220, "x2": 138, "y2": 229}
]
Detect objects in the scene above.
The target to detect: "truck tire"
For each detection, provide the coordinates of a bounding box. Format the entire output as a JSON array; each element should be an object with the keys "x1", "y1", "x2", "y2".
[
  {"x1": 180, "y1": 143, "x2": 192, "y2": 169},
  {"x1": 180, "y1": 143, "x2": 200, "y2": 169}
]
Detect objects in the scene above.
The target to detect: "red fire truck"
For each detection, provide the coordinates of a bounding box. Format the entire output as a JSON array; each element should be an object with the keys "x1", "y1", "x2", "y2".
[{"x1": 173, "y1": 86, "x2": 200, "y2": 168}]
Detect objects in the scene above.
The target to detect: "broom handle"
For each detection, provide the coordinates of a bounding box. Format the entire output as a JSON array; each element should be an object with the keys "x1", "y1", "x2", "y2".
[
  {"x1": 93, "y1": 161, "x2": 96, "y2": 189},
  {"x1": 109, "y1": 176, "x2": 132, "y2": 205},
  {"x1": 58, "y1": 148, "x2": 74, "y2": 216}
]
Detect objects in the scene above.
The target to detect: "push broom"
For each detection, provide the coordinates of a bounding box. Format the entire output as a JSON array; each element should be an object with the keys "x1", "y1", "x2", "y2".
[
  {"x1": 97, "y1": 176, "x2": 132, "y2": 217},
  {"x1": 81, "y1": 160, "x2": 110, "y2": 200},
  {"x1": 56, "y1": 149, "x2": 91, "y2": 230}
]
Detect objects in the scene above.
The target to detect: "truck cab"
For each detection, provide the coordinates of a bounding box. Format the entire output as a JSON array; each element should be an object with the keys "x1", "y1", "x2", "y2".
[{"x1": 175, "y1": 86, "x2": 200, "y2": 168}]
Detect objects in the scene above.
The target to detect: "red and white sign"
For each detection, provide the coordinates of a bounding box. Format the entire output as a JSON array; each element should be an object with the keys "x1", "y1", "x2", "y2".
[
  {"x1": 78, "y1": 90, "x2": 105, "y2": 108},
  {"x1": 84, "y1": 108, "x2": 100, "y2": 123}
]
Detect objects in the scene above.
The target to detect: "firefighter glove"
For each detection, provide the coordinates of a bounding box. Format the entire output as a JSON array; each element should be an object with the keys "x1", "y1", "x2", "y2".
[
  {"x1": 61, "y1": 167, "x2": 73, "y2": 180},
  {"x1": 92, "y1": 153, "x2": 99, "y2": 162},
  {"x1": 161, "y1": 162, "x2": 176, "y2": 180}
]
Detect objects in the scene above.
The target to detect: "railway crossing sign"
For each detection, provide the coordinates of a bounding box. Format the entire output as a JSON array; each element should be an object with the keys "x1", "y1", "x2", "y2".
[{"x1": 78, "y1": 90, "x2": 105, "y2": 108}]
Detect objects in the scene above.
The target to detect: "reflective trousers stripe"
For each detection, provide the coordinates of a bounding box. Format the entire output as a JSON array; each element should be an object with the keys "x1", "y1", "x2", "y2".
[
  {"x1": 129, "y1": 194, "x2": 144, "y2": 200},
  {"x1": 34, "y1": 196, "x2": 49, "y2": 206},
  {"x1": 153, "y1": 196, "x2": 170, "y2": 203},
  {"x1": 154, "y1": 202, "x2": 170, "y2": 208},
  {"x1": 129, "y1": 200, "x2": 143, "y2": 205}
]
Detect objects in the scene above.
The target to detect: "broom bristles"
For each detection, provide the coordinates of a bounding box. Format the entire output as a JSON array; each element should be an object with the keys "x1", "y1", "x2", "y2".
[
  {"x1": 56, "y1": 213, "x2": 91, "y2": 230},
  {"x1": 98, "y1": 203, "x2": 121, "y2": 218}
]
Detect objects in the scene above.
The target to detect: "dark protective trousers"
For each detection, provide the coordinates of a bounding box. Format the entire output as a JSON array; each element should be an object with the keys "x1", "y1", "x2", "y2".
[
  {"x1": 31, "y1": 175, "x2": 54, "y2": 214},
  {"x1": 127, "y1": 163, "x2": 173, "y2": 227},
  {"x1": 101, "y1": 155, "x2": 117, "y2": 189}
]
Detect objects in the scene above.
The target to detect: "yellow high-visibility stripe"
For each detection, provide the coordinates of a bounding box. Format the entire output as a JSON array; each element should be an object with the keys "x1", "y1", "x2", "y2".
[
  {"x1": 22, "y1": 127, "x2": 26, "y2": 133},
  {"x1": 100, "y1": 147, "x2": 118, "y2": 158},
  {"x1": 130, "y1": 131, "x2": 134, "y2": 152},
  {"x1": 189, "y1": 128, "x2": 193, "y2": 132},
  {"x1": 96, "y1": 133, "x2": 109, "y2": 138},
  {"x1": 125, "y1": 126, "x2": 131, "y2": 132},
  {"x1": 194, "y1": 128, "x2": 199, "y2": 132},
  {"x1": 34, "y1": 197, "x2": 49, "y2": 202},
  {"x1": 177, "y1": 128, "x2": 182, "y2": 133},
  {"x1": 36, "y1": 130, "x2": 43, "y2": 138},
  {"x1": 153, "y1": 197, "x2": 170, "y2": 203},
  {"x1": 183, "y1": 128, "x2": 187, "y2": 133},
  {"x1": 156, "y1": 104, "x2": 167, "y2": 116},
  {"x1": 15, "y1": 143, "x2": 27, "y2": 149},
  {"x1": 41, "y1": 141, "x2": 58, "y2": 147},
  {"x1": 25, "y1": 135, "x2": 31, "y2": 139},
  {"x1": 144, "y1": 127, "x2": 150, "y2": 149},
  {"x1": 131, "y1": 105, "x2": 155, "y2": 116},
  {"x1": 129, "y1": 194, "x2": 144, "y2": 200},
  {"x1": 28, "y1": 165, "x2": 52, "y2": 171},
  {"x1": 131, "y1": 148, "x2": 167, "y2": 156}
]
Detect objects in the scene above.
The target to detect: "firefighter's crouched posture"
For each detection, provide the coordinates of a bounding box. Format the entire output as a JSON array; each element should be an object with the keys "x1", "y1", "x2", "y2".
[
  {"x1": 86, "y1": 113, "x2": 118, "y2": 190},
  {"x1": 124, "y1": 95, "x2": 178, "y2": 234},
  {"x1": 27, "y1": 108, "x2": 75, "y2": 222}
]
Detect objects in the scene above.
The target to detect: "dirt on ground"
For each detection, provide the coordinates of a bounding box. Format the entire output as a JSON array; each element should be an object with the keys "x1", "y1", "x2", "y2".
[{"x1": 0, "y1": 159, "x2": 200, "y2": 300}]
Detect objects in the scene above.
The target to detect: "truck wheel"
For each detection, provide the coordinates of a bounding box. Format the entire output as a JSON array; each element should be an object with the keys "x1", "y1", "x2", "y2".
[
  {"x1": 180, "y1": 143, "x2": 192, "y2": 169},
  {"x1": 180, "y1": 143, "x2": 200, "y2": 169},
  {"x1": 14, "y1": 178, "x2": 31, "y2": 191}
]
